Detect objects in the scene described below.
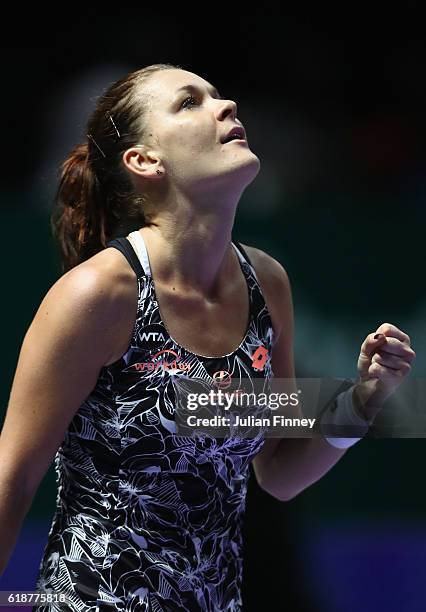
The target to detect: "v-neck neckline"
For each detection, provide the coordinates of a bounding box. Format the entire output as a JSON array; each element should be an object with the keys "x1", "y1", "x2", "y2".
[{"x1": 127, "y1": 230, "x2": 253, "y2": 360}]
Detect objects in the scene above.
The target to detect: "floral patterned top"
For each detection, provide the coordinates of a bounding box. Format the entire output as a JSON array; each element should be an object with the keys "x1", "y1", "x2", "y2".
[{"x1": 33, "y1": 231, "x2": 275, "y2": 611}]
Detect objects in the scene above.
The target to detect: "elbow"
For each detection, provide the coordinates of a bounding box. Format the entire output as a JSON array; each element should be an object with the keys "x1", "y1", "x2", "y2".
[
  {"x1": 259, "y1": 483, "x2": 300, "y2": 503},
  {"x1": 275, "y1": 491, "x2": 300, "y2": 503}
]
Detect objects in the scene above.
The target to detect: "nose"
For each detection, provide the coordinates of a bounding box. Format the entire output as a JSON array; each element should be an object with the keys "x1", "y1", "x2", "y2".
[{"x1": 217, "y1": 98, "x2": 238, "y2": 121}]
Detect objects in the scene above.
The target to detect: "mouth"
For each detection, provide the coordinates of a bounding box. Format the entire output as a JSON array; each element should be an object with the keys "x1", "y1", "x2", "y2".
[{"x1": 221, "y1": 126, "x2": 246, "y2": 144}]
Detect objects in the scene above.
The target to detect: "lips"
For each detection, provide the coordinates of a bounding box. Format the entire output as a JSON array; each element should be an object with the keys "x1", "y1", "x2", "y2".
[{"x1": 221, "y1": 126, "x2": 246, "y2": 143}]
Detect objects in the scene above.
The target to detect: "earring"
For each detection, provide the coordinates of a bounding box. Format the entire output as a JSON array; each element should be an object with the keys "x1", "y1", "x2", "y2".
[{"x1": 156, "y1": 169, "x2": 162, "y2": 175}]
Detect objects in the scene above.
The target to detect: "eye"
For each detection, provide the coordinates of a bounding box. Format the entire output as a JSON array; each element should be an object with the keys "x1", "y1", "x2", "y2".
[{"x1": 181, "y1": 95, "x2": 198, "y2": 110}]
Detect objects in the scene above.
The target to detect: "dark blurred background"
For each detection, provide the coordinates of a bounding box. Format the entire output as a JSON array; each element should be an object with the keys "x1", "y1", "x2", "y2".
[{"x1": 1, "y1": 10, "x2": 426, "y2": 612}]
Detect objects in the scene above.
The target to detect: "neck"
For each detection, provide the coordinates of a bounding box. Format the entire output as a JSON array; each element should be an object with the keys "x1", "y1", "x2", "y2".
[{"x1": 139, "y1": 201, "x2": 240, "y2": 297}]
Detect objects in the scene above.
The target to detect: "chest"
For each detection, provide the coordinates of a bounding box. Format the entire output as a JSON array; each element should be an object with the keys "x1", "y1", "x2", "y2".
[{"x1": 152, "y1": 277, "x2": 250, "y2": 358}]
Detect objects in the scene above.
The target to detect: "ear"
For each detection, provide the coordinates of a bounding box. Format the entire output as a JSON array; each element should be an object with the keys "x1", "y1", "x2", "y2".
[{"x1": 122, "y1": 145, "x2": 163, "y2": 179}]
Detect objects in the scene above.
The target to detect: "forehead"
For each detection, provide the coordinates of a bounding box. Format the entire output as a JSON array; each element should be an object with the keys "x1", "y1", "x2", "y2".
[{"x1": 145, "y1": 69, "x2": 217, "y2": 103}]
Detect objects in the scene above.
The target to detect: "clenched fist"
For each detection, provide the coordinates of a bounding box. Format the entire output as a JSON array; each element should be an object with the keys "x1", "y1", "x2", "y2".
[{"x1": 353, "y1": 323, "x2": 416, "y2": 422}]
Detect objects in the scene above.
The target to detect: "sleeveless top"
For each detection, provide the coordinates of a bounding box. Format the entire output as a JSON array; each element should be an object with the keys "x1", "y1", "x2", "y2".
[{"x1": 33, "y1": 231, "x2": 275, "y2": 612}]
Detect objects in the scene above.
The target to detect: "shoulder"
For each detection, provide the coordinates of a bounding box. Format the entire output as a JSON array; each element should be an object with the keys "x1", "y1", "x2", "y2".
[
  {"x1": 53, "y1": 245, "x2": 136, "y2": 307},
  {"x1": 39, "y1": 245, "x2": 138, "y2": 358},
  {"x1": 237, "y1": 243, "x2": 292, "y2": 340}
]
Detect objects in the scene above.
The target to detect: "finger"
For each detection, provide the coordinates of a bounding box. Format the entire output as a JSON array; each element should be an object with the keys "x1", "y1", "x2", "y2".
[
  {"x1": 368, "y1": 361, "x2": 410, "y2": 379},
  {"x1": 372, "y1": 351, "x2": 413, "y2": 371},
  {"x1": 373, "y1": 338, "x2": 416, "y2": 362},
  {"x1": 375, "y1": 322, "x2": 411, "y2": 345},
  {"x1": 360, "y1": 332, "x2": 388, "y2": 359}
]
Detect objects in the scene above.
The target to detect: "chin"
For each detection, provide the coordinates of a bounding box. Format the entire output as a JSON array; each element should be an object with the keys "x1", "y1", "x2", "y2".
[{"x1": 236, "y1": 151, "x2": 261, "y2": 179}]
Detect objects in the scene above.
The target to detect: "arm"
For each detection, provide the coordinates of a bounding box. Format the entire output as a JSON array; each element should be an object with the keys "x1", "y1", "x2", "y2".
[
  {"x1": 247, "y1": 247, "x2": 350, "y2": 502},
  {"x1": 248, "y1": 249, "x2": 414, "y2": 501},
  {"x1": 0, "y1": 259, "x2": 135, "y2": 576}
]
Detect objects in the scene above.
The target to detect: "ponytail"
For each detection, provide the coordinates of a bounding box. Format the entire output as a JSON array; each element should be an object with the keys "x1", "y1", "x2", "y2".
[{"x1": 50, "y1": 142, "x2": 116, "y2": 274}]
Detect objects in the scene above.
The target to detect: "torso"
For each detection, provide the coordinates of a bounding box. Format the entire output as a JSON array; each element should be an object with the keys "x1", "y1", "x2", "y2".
[{"x1": 35, "y1": 232, "x2": 278, "y2": 612}]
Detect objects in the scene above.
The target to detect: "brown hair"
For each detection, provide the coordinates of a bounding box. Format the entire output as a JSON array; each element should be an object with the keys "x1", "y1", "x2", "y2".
[{"x1": 51, "y1": 62, "x2": 182, "y2": 273}]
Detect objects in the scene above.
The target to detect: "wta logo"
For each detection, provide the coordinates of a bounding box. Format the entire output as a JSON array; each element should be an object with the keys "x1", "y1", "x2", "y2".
[
  {"x1": 139, "y1": 324, "x2": 168, "y2": 349},
  {"x1": 134, "y1": 349, "x2": 192, "y2": 373}
]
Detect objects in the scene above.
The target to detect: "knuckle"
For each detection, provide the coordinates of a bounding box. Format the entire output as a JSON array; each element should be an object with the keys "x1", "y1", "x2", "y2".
[{"x1": 370, "y1": 363, "x2": 382, "y2": 375}]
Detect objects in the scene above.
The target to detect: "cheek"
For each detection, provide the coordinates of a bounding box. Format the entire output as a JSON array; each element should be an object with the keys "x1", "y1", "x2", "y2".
[
  {"x1": 175, "y1": 122, "x2": 216, "y2": 151},
  {"x1": 160, "y1": 122, "x2": 218, "y2": 162}
]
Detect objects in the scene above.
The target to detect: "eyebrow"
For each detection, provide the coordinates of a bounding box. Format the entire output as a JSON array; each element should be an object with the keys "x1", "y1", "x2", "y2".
[{"x1": 174, "y1": 84, "x2": 223, "y2": 100}]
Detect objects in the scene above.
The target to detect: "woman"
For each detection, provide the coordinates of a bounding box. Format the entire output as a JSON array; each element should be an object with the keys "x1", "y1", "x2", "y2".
[{"x1": 0, "y1": 63, "x2": 415, "y2": 611}]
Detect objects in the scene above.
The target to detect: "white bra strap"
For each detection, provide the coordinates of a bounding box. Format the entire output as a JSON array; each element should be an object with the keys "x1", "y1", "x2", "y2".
[
  {"x1": 231, "y1": 241, "x2": 245, "y2": 264},
  {"x1": 127, "y1": 231, "x2": 152, "y2": 277},
  {"x1": 231, "y1": 241, "x2": 259, "y2": 282}
]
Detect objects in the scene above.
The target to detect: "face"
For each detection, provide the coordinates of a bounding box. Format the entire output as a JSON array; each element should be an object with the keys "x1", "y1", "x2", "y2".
[{"x1": 131, "y1": 69, "x2": 260, "y2": 193}]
